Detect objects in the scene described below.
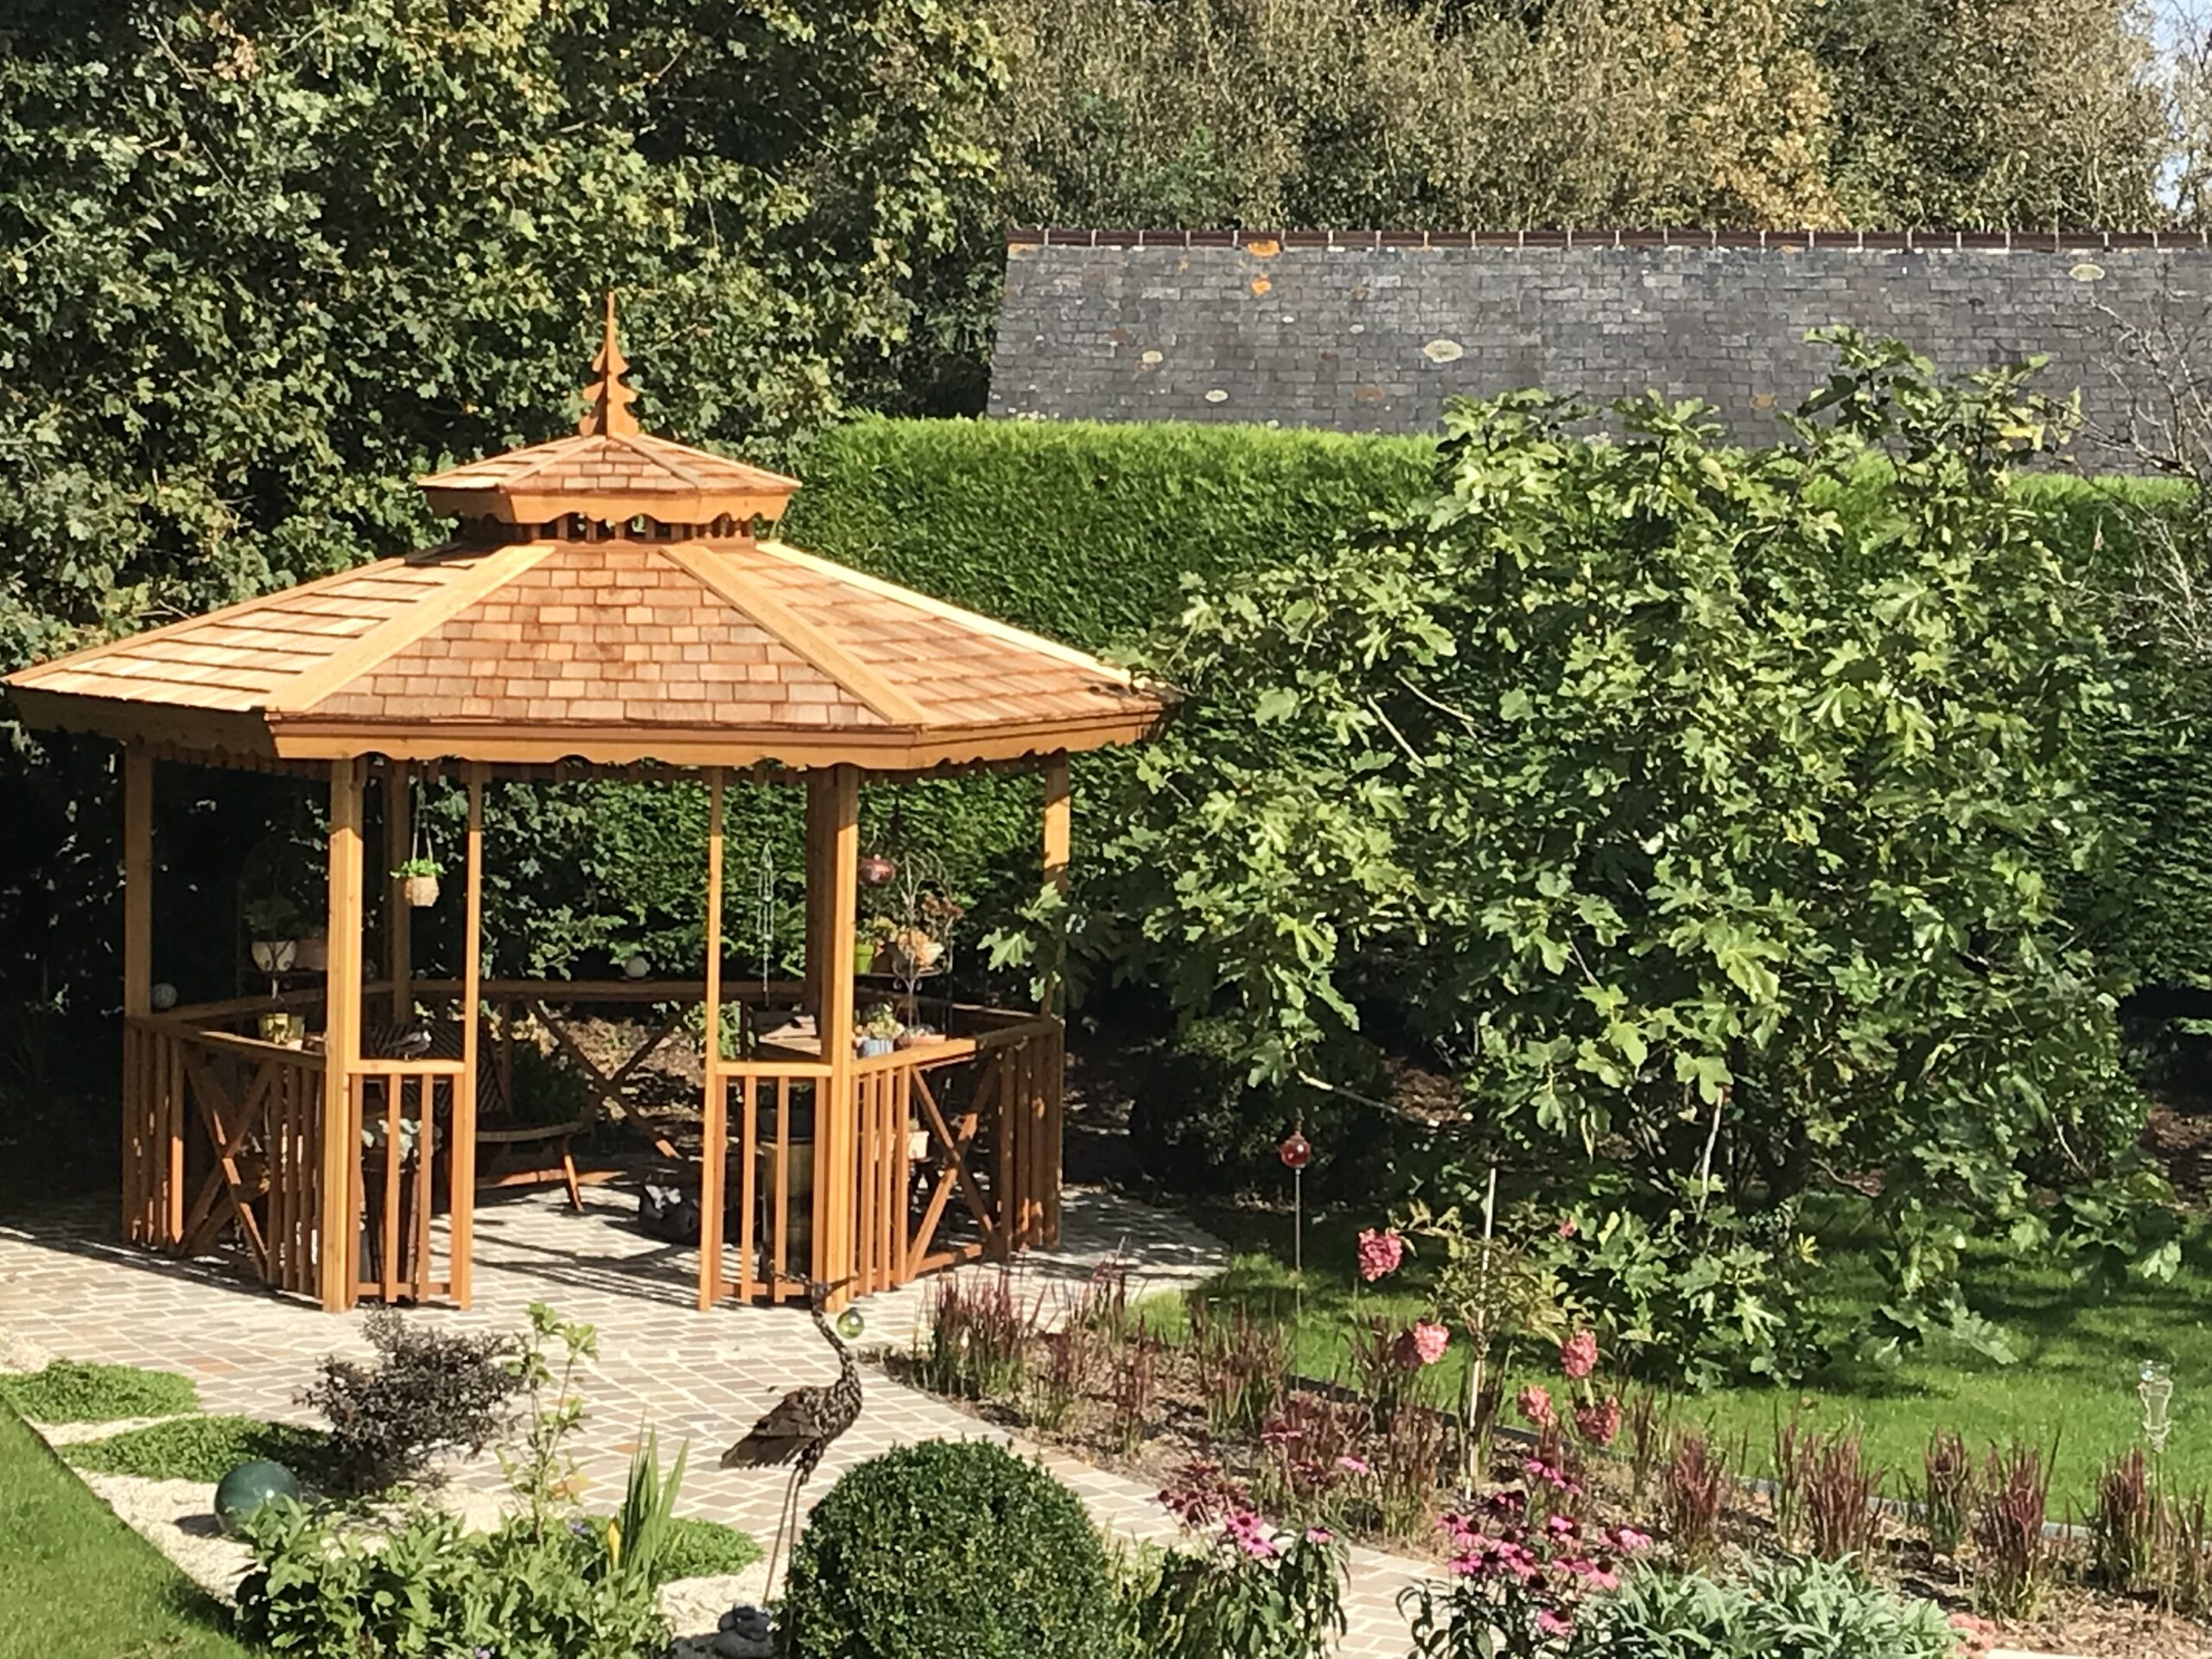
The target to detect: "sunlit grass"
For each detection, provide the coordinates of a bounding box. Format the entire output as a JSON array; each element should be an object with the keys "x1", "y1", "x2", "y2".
[{"x1": 1185, "y1": 1199, "x2": 2212, "y2": 1511}]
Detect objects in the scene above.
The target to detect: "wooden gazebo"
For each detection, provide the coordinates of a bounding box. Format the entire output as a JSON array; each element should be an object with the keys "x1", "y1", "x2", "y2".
[{"x1": 4, "y1": 298, "x2": 1169, "y2": 1313}]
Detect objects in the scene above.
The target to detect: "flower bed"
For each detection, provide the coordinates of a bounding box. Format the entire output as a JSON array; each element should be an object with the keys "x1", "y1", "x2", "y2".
[{"x1": 899, "y1": 1250, "x2": 2212, "y2": 1658}]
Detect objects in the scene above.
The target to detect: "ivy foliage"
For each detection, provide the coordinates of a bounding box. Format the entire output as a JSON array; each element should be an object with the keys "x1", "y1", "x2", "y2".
[{"x1": 1106, "y1": 335, "x2": 2172, "y2": 1376}]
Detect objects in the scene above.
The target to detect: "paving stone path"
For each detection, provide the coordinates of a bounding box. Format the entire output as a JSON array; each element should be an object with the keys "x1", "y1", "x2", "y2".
[{"x1": 0, "y1": 1185, "x2": 1431, "y2": 1656}]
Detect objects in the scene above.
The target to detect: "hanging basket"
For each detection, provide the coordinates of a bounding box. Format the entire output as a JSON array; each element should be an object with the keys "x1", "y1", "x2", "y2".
[{"x1": 404, "y1": 874, "x2": 441, "y2": 908}]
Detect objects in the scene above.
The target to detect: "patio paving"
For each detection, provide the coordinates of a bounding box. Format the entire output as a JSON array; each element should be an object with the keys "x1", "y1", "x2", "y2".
[{"x1": 0, "y1": 1182, "x2": 1432, "y2": 1656}]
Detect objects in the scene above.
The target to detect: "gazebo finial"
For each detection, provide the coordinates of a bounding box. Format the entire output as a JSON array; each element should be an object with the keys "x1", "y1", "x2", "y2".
[{"x1": 578, "y1": 289, "x2": 640, "y2": 439}]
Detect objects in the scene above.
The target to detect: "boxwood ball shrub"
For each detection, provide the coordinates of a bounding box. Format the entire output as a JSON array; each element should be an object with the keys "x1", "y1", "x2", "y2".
[{"x1": 778, "y1": 1440, "x2": 1119, "y2": 1659}]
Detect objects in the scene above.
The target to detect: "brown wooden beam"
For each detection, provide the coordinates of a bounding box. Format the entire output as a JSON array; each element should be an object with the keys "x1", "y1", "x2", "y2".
[
  {"x1": 319, "y1": 759, "x2": 366, "y2": 1313},
  {"x1": 818, "y1": 765, "x2": 861, "y2": 1306},
  {"x1": 452, "y1": 765, "x2": 484, "y2": 1307},
  {"x1": 699, "y1": 769, "x2": 726, "y2": 1311}
]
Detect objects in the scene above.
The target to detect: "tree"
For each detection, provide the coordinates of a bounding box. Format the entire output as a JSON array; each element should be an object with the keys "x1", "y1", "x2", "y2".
[
  {"x1": 0, "y1": 0, "x2": 1004, "y2": 1048},
  {"x1": 1104, "y1": 335, "x2": 2171, "y2": 1381}
]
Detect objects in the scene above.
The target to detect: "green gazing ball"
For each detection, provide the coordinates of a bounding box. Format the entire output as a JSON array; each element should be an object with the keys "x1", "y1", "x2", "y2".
[
  {"x1": 836, "y1": 1308, "x2": 865, "y2": 1341},
  {"x1": 214, "y1": 1459, "x2": 302, "y2": 1535}
]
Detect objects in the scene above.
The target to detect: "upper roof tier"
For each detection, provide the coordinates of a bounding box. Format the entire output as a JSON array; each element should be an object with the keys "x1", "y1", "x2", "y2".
[
  {"x1": 419, "y1": 296, "x2": 802, "y2": 527},
  {"x1": 4, "y1": 297, "x2": 1170, "y2": 772}
]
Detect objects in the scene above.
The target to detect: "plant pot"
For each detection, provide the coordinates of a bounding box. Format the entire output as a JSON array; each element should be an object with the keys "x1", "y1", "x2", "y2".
[
  {"x1": 292, "y1": 935, "x2": 328, "y2": 972},
  {"x1": 403, "y1": 874, "x2": 440, "y2": 908},
  {"x1": 251, "y1": 938, "x2": 299, "y2": 974},
  {"x1": 856, "y1": 1036, "x2": 895, "y2": 1058}
]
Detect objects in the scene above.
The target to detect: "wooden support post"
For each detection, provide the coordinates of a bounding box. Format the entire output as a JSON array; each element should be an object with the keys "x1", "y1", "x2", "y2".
[
  {"x1": 817, "y1": 766, "x2": 861, "y2": 1304},
  {"x1": 121, "y1": 747, "x2": 168, "y2": 1245},
  {"x1": 452, "y1": 766, "x2": 484, "y2": 1307},
  {"x1": 319, "y1": 759, "x2": 366, "y2": 1313},
  {"x1": 699, "y1": 770, "x2": 727, "y2": 1310},
  {"x1": 1040, "y1": 752, "x2": 1071, "y2": 1246},
  {"x1": 385, "y1": 762, "x2": 412, "y2": 1020}
]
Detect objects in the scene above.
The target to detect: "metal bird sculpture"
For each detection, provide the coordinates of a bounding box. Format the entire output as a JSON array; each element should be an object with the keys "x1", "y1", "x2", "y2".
[{"x1": 720, "y1": 1276, "x2": 861, "y2": 1595}]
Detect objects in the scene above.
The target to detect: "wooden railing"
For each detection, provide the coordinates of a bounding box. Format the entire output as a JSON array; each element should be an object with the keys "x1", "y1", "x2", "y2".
[
  {"x1": 123, "y1": 1014, "x2": 328, "y2": 1299},
  {"x1": 347, "y1": 1059, "x2": 474, "y2": 1305},
  {"x1": 124, "y1": 988, "x2": 1063, "y2": 1313},
  {"x1": 698, "y1": 1014, "x2": 1065, "y2": 1306}
]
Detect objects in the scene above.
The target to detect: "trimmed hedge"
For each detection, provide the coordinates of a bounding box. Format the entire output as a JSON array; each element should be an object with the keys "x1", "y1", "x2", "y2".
[
  {"x1": 778, "y1": 1440, "x2": 1119, "y2": 1659},
  {"x1": 783, "y1": 414, "x2": 1437, "y2": 652}
]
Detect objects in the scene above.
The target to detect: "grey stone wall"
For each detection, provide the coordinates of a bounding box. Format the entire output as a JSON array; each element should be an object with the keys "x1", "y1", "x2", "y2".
[{"x1": 987, "y1": 233, "x2": 2212, "y2": 454}]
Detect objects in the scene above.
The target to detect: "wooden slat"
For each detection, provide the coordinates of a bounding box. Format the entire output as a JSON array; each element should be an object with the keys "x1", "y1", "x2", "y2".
[
  {"x1": 698, "y1": 771, "x2": 726, "y2": 1309},
  {"x1": 413, "y1": 1075, "x2": 434, "y2": 1301},
  {"x1": 737, "y1": 1071, "x2": 759, "y2": 1300},
  {"x1": 380, "y1": 1078, "x2": 401, "y2": 1303},
  {"x1": 773, "y1": 1078, "x2": 792, "y2": 1301}
]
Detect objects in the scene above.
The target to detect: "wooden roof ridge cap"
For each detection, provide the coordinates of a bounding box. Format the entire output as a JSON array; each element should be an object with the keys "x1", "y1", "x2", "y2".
[
  {"x1": 263, "y1": 541, "x2": 557, "y2": 715},
  {"x1": 748, "y1": 538, "x2": 1165, "y2": 694},
  {"x1": 615, "y1": 429, "x2": 709, "y2": 489},
  {"x1": 418, "y1": 433, "x2": 584, "y2": 488},
  {"x1": 626, "y1": 429, "x2": 802, "y2": 491},
  {"x1": 654, "y1": 541, "x2": 933, "y2": 727},
  {"x1": 3, "y1": 554, "x2": 433, "y2": 689}
]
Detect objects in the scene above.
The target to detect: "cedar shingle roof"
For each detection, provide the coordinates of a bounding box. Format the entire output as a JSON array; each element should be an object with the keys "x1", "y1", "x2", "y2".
[{"x1": 3, "y1": 300, "x2": 1171, "y2": 771}]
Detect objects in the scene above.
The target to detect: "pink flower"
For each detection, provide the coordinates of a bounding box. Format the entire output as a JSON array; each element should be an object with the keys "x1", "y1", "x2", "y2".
[
  {"x1": 1603, "y1": 1525, "x2": 1653, "y2": 1552},
  {"x1": 1258, "y1": 1419, "x2": 1301, "y2": 1449},
  {"x1": 1573, "y1": 1396, "x2": 1622, "y2": 1448},
  {"x1": 1336, "y1": 1453, "x2": 1371, "y2": 1476},
  {"x1": 1518, "y1": 1384, "x2": 1558, "y2": 1431},
  {"x1": 1535, "y1": 1608, "x2": 1574, "y2": 1637},
  {"x1": 1356, "y1": 1228, "x2": 1406, "y2": 1282},
  {"x1": 1556, "y1": 1216, "x2": 1579, "y2": 1239},
  {"x1": 1483, "y1": 1490, "x2": 1526, "y2": 1521},
  {"x1": 1304, "y1": 1526, "x2": 1334, "y2": 1545},
  {"x1": 1560, "y1": 1555, "x2": 1619, "y2": 1592},
  {"x1": 1545, "y1": 1514, "x2": 1579, "y2": 1540},
  {"x1": 1224, "y1": 1509, "x2": 1280, "y2": 1560},
  {"x1": 1396, "y1": 1320, "x2": 1449, "y2": 1368},
  {"x1": 1560, "y1": 1329, "x2": 1599, "y2": 1380}
]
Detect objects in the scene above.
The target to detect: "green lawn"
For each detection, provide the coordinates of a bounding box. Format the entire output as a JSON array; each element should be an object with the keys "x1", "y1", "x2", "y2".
[
  {"x1": 1186, "y1": 1200, "x2": 2212, "y2": 1514},
  {"x1": 0, "y1": 1400, "x2": 257, "y2": 1659}
]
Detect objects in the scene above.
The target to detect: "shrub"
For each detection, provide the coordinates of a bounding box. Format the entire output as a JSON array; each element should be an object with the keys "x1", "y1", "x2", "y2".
[
  {"x1": 1661, "y1": 1433, "x2": 1728, "y2": 1566},
  {"x1": 1588, "y1": 1557, "x2": 1960, "y2": 1658},
  {"x1": 2088, "y1": 1446, "x2": 2153, "y2": 1592},
  {"x1": 918, "y1": 1270, "x2": 1034, "y2": 1401},
  {"x1": 301, "y1": 1308, "x2": 517, "y2": 1493},
  {"x1": 236, "y1": 1501, "x2": 666, "y2": 1659},
  {"x1": 67, "y1": 1414, "x2": 329, "y2": 1484},
  {"x1": 1971, "y1": 1442, "x2": 2053, "y2": 1618},
  {"x1": 1918, "y1": 1430, "x2": 1974, "y2": 1559},
  {"x1": 779, "y1": 1440, "x2": 1120, "y2": 1659},
  {"x1": 1185, "y1": 1294, "x2": 1291, "y2": 1441},
  {"x1": 0, "y1": 1358, "x2": 198, "y2": 1422},
  {"x1": 1799, "y1": 1430, "x2": 1885, "y2": 1566}
]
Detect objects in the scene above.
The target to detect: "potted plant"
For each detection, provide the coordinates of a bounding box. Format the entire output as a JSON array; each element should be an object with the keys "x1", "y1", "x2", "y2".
[
  {"x1": 855, "y1": 1004, "x2": 904, "y2": 1058},
  {"x1": 293, "y1": 928, "x2": 328, "y2": 972},
  {"x1": 394, "y1": 855, "x2": 442, "y2": 908},
  {"x1": 244, "y1": 897, "x2": 302, "y2": 974},
  {"x1": 859, "y1": 915, "x2": 898, "y2": 974}
]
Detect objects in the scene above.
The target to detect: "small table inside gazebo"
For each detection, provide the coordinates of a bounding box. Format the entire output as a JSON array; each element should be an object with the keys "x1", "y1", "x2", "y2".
[{"x1": 3, "y1": 296, "x2": 1172, "y2": 1313}]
